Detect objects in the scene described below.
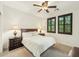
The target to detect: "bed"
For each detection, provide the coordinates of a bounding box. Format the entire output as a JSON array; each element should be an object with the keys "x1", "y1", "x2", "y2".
[{"x1": 21, "y1": 29, "x2": 56, "y2": 57}]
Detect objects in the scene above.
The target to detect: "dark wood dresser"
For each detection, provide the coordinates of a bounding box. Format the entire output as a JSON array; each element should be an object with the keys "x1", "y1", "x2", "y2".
[{"x1": 9, "y1": 37, "x2": 23, "y2": 51}]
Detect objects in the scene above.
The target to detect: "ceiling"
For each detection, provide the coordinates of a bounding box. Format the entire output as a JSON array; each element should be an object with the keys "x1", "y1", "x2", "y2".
[{"x1": 1, "y1": 1, "x2": 79, "y2": 18}]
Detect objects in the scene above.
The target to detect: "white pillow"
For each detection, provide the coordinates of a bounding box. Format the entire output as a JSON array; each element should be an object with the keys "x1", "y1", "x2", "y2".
[
  {"x1": 22, "y1": 33, "x2": 32, "y2": 38},
  {"x1": 27, "y1": 32, "x2": 38, "y2": 36},
  {"x1": 22, "y1": 32, "x2": 38, "y2": 38}
]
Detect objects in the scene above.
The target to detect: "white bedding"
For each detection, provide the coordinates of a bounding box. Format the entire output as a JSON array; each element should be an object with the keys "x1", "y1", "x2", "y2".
[{"x1": 22, "y1": 35, "x2": 56, "y2": 57}]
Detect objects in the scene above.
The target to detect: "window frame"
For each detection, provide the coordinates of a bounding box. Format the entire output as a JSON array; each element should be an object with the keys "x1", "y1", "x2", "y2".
[
  {"x1": 58, "y1": 13, "x2": 72, "y2": 35},
  {"x1": 47, "y1": 17, "x2": 56, "y2": 33}
]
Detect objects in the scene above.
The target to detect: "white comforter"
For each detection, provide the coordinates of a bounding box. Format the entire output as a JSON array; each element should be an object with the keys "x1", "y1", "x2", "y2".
[{"x1": 22, "y1": 35, "x2": 56, "y2": 57}]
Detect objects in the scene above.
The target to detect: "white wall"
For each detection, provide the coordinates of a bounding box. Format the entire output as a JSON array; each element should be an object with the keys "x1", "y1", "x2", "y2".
[
  {"x1": 2, "y1": 5, "x2": 41, "y2": 32},
  {"x1": 2, "y1": 5, "x2": 42, "y2": 51},
  {"x1": 41, "y1": 2, "x2": 79, "y2": 47},
  {"x1": 0, "y1": 3, "x2": 3, "y2": 53}
]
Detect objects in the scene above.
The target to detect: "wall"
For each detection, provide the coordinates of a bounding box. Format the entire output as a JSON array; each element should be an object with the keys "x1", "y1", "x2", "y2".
[
  {"x1": 2, "y1": 5, "x2": 42, "y2": 51},
  {"x1": 2, "y1": 5, "x2": 41, "y2": 32},
  {"x1": 42, "y1": 2, "x2": 79, "y2": 47},
  {"x1": 0, "y1": 3, "x2": 3, "y2": 53}
]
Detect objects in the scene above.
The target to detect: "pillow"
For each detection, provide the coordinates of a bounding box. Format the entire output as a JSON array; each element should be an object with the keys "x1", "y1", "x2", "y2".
[
  {"x1": 22, "y1": 33, "x2": 33, "y2": 38},
  {"x1": 28, "y1": 32, "x2": 38, "y2": 36},
  {"x1": 68, "y1": 47, "x2": 79, "y2": 57},
  {"x1": 22, "y1": 32, "x2": 38, "y2": 38}
]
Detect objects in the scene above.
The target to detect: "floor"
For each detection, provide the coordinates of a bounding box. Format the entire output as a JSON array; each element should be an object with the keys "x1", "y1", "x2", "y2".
[
  {"x1": 0, "y1": 46, "x2": 68, "y2": 57},
  {"x1": 41, "y1": 47, "x2": 68, "y2": 57}
]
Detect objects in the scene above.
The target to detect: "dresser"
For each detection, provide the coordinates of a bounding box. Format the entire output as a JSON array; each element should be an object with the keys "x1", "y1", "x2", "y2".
[{"x1": 9, "y1": 37, "x2": 23, "y2": 51}]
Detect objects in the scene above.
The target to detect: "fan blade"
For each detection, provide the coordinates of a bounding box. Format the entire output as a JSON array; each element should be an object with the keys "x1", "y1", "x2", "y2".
[
  {"x1": 48, "y1": 6, "x2": 56, "y2": 8},
  {"x1": 42, "y1": 2, "x2": 44, "y2": 6},
  {"x1": 45, "y1": 1, "x2": 48, "y2": 4},
  {"x1": 45, "y1": 1, "x2": 48, "y2": 6},
  {"x1": 33, "y1": 4, "x2": 41, "y2": 7},
  {"x1": 42, "y1": 1, "x2": 48, "y2": 6},
  {"x1": 46, "y1": 9, "x2": 49, "y2": 13},
  {"x1": 38, "y1": 9, "x2": 42, "y2": 12}
]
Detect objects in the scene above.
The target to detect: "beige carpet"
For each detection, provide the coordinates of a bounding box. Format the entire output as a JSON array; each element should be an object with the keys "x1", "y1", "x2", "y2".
[
  {"x1": 0, "y1": 47, "x2": 33, "y2": 57},
  {"x1": 0, "y1": 46, "x2": 68, "y2": 57}
]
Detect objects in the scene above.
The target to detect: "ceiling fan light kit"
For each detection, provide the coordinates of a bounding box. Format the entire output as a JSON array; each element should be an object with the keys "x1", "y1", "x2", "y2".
[{"x1": 41, "y1": 6, "x2": 48, "y2": 10}]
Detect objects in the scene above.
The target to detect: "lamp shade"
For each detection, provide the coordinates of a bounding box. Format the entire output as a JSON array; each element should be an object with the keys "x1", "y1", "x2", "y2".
[{"x1": 9, "y1": 24, "x2": 20, "y2": 30}]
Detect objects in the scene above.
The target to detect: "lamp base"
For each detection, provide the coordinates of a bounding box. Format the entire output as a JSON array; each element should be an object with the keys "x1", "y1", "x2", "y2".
[{"x1": 14, "y1": 31, "x2": 17, "y2": 37}]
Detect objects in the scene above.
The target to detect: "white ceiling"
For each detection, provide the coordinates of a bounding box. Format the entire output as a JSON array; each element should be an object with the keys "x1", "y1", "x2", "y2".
[{"x1": 1, "y1": 1, "x2": 79, "y2": 18}]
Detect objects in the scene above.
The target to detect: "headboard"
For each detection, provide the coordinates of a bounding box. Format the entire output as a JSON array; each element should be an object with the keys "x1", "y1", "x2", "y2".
[
  {"x1": 21, "y1": 29, "x2": 38, "y2": 32},
  {"x1": 21, "y1": 29, "x2": 38, "y2": 39}
]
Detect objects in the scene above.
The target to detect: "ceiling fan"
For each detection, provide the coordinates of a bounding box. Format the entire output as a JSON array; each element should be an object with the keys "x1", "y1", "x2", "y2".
[{"x1": 33, "y1": 1, "x2": 57, "y2": 13}]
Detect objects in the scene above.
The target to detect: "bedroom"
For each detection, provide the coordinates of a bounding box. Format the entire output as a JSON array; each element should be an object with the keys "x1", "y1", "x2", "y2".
[{"x1": 0, "y1": 0, "x2": 79, "y2": 57}]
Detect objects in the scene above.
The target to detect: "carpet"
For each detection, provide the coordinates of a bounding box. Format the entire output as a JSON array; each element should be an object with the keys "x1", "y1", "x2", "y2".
[{"x1": 0, "y1": 46, "x2": 68, "y2": 57}]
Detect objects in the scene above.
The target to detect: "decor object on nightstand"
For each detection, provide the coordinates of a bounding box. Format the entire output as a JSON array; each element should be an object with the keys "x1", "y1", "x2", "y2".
[
  {"x1": 13, "y1": 25, "x2": 19, "y2": 37},
  {"x1": 13, "y1": 30, "x2": 17, "y2": 37}
]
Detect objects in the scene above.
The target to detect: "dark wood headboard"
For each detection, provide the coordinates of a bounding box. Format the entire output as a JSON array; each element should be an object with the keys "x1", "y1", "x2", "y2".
[
  {"x1": 21, "y1": 29, "x2": 38, "y2": 39},
  {"x1": 21, "y1": 29, "x2": 38, "y2": 32}
]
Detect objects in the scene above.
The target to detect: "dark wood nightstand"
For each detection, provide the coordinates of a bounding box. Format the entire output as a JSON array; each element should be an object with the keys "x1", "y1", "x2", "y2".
[
  {"x1": 38, "y1": 33, "x2": 45, "y2": 36},
  {"x1": 9, "y1": 37, "x2": 23, "y2": 51}
]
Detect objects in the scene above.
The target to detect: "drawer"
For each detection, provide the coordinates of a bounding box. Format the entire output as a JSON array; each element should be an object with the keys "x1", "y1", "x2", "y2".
[{"x1": 9, "y1": 37, "x2": 23, "y2": 51}]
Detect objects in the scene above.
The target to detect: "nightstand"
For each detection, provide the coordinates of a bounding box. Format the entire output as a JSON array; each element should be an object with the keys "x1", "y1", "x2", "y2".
[
  {"x1": 9, "y1": 37, "x2": 23, "y2": 51},
  {"x1": 38, "y1": 33, "x2": 45, "y2": 36}
]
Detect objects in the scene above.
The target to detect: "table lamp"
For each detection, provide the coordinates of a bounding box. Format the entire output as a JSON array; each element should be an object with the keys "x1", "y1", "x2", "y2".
[
  {"x1": 12, "y1": 25, "x2": 20, "y2": 37},
  {"x1": 38, "y1": 26, "x2": 42, "y2": 33}
]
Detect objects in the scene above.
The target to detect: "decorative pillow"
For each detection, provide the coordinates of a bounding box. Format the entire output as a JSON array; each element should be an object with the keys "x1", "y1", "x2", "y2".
[{"x1": 68, "y1": 47, "x2": 79, "y2": 57}]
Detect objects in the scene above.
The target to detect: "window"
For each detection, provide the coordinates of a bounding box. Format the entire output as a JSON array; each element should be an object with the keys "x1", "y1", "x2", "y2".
[
  {"x1": 47, "y1": 17, "x2": 56, "y2": 33},
  {"x1": 58, "y1": 13, "x2": 72, "y2": 35}
]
